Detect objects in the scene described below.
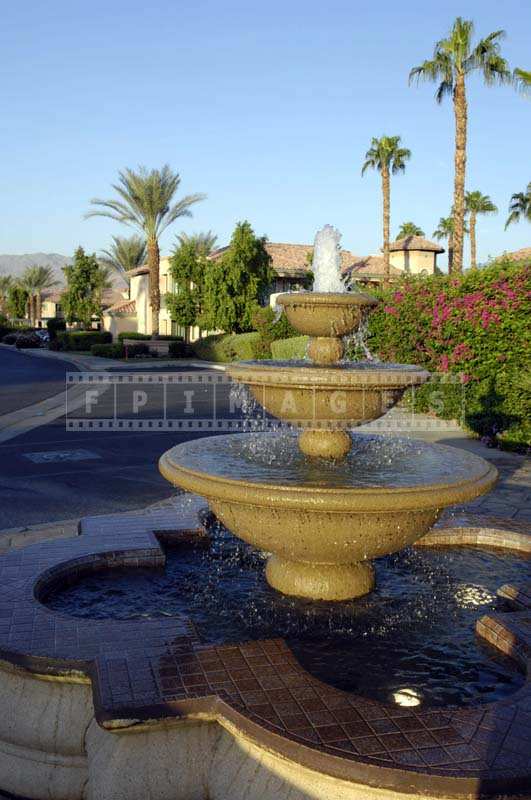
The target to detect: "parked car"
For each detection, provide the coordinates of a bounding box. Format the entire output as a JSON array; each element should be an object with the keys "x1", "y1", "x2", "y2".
[{"x1": 35, "y1": 329, "x2": 50, "y2": 344}]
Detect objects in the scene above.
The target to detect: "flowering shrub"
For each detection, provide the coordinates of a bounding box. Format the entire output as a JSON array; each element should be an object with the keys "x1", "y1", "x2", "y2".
[{"x1": 365, "y1": 257, "x2": 530, "y2": 451}]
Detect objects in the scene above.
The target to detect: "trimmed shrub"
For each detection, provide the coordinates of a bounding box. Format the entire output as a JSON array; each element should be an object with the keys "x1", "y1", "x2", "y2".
[
  {"x1": 192, "y1": 332, "x2": 260, "y2": 362},
  {"x1": 117, "y1": 331, "x2": 152, "y2": 342},
  {"x1": 271, "y1": 336, "x2": 308, "y2": 360},
  {"x1": 46, "y1": 318, "x2": 66, "y2": 341},
  {"x1": 2, "y1": 332, "x2": 18, "y2": 345},
  {"x1": 364, "y1": 258, "x2": 530, "y2": 451},
  {"x1": 168, "y1": 340, "x2": 185, "y2": 358},
  {"x1": 127, "y1": 343, "x2": 150, "y2": 358},
  {"x1": 57, "y1": 331, "x2": 112, "y2": 351},
  {"x1": 91, "y1": 343, "x2": 125, "y2": 359}
]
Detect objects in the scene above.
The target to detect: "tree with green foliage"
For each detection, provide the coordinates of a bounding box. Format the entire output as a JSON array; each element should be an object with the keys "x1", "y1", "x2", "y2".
[
  {"x1": 62, "y1": 247, "x2": 109, "y2": 328},
  {"x1": 201, "y1": 221, "x2": 274, "y2": 333},
  {"x1": 175, "y1": 230, "x2": 217, "y2": 253},
  {"x1": 362, "y1": 136, "x2": 411, "y2": 285},
  {"x1": 6, "y1": 284, "x2": 29, "y2": 320},
  {"x1": 505, "y1": 183, "x2": 531, "y2": 229},
  {"x1": 166, "y1": 233, "x2": 216, "y2": 340},
  {"x1": 396, "y1": 222, "x2": 424, "y2": 239},
  {"x1": 20, "y1": 265, "x2": 58, "y2": 325},
  {"x1": 410, "y1": 18, "x2": 511, "y2": 274},
  {"x1": 513, "y1": 67, "x2": 531, "y2": 94},
  {"x1": 86, "y1": 165, "x2": 205, "y2": 336},
  {"x1": 465, "y1": 191, "x2": 497, "y2": 269},
  {"x1": 99, "y1": 235, "x2": 146, "y2": 286},
  {"x1": 0, "y1": 276, "x2": 13, "y2": 315},
  {"x1": 433, "y1": 216, "x2": 456, "y2": 272}
]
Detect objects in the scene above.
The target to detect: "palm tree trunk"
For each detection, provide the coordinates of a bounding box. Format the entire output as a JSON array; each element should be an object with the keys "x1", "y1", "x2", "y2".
[
  {"x1": 36, "y1": 292, "x2": 42, "y2": 326},
  {"x1": 147, "y1": 237, "x2": 160, "y2": 338},
  {"x1": 447, "y1": 235, "x2": 454, "y2": 274},
  {"x1": 470, "y1": 211, "x2": 477, "y2": 269},
  {"x1": 382, "y1": 166, "x2": 390, "y2": 287},
  {"x1": 452, "y1": 73, "x2": 467, "y2": 273}
]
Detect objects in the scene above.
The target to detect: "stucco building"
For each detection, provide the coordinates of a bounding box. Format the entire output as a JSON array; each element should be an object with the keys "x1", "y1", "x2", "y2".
[{"x1": 388, "y1": 236, "x2": 444, "y2": 275}]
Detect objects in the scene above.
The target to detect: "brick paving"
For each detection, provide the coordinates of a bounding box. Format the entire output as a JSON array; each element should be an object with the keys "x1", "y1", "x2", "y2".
[{"x1": 0, "y1": 494, "x2": 528, "y2": 796}]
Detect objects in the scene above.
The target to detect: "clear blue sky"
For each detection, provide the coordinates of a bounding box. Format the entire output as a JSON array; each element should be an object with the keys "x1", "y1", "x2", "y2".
[{"x1": 1, "y1": 0, "x2": 529, "y2": 267}]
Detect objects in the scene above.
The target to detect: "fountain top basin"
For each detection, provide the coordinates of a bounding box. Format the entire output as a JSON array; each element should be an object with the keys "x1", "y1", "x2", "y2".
[{"x1": 277, "y1": 291, "x2": 378, "y2": 338}]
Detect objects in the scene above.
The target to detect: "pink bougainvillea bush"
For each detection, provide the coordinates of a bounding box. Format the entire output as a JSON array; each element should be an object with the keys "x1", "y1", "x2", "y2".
[{"x1": 364, "y1": 257, "x2": 530, "y2": 451}]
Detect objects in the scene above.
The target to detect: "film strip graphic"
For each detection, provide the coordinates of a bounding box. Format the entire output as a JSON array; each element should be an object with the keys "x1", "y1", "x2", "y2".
[{"x1": 65, "y1": 371, "x2": 465, "y2": 432}]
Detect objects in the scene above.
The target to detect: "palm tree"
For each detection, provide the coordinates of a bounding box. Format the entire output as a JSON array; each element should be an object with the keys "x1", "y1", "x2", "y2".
[
  {"x1": 0, "y1": 275, "x2": 13, "y2": 316},
  {"x1": 361, "y1": 136, "x2": 411, "y2": 285},
  {"x1": 513, "y1": 68, "x2": 531, "y2": 94},
  {"x1": 433, "y1": 217, "x2": 456, "y2": 273},
  {"x1": 20, "y1": 266, "x2": 58, "y2": 326},
  {"x1": 176, "y1": 230, "x2": 217, "y2": 255},
  {"x1": 86, "y1": 166, "x2": 205, "y2": 336},
  {"x1": 465, "y1": 191, "x2": 497, "y2": 269},
  {"x1": 396, "y1": 222, "x2": 425, "y2": 239},
  {"x1": 505, "y1": 183, "x2": 531, "y2": 228},
  {"x1": 410, "y1": 18, "x2": 511, "y2": 273},
  {"x1": 99, "y1": 235, "x2": 146, "y2": 286}
]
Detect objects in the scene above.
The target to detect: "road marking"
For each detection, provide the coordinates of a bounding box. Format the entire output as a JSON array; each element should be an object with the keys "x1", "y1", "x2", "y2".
[{"x1": 22, "y1": 449, "x2": 101, "y2": 463}]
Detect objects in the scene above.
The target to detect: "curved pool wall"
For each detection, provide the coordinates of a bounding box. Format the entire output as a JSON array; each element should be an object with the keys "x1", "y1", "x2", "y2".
[{"x1": 0, "y1": 495, "x2": 529, "y2": 800}]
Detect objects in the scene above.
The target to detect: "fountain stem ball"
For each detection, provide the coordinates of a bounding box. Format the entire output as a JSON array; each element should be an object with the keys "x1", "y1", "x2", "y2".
[
  {"x1": 266, "y1": 556, "x2": 375, "y2": 601},
  {"x1": 299, "y1": 429, "x2": 351, "y2": 460}
]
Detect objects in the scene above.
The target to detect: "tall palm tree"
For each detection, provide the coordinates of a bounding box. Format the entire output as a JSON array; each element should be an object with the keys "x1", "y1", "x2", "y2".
[
  {"x1": 0, "y1": 275, "x2": 13, "y2": 316},
  {"x1": 21, "y1": 266, "x2": 58, "y2": 326},
  {"x1": 86, "y1": 166, "x2": 205, "y2": 336},
  {"x1": 361, "y1": 136, "x2": 411, "y2": 285},
  {"x1": 99, "y1": 235, "x2": 146, "y2": 286},
  {"x1": 465, "y1": 191, "x2": 497, "y2": 269},
  {"x1": 176, "y1": 230, "x2": 217, "y2": 255},
  {"x1": 433, "y1": 217, "x2": 456, "y2": 273},
  {"x1": 396, "y1": 222, "x2": 425, "y2": 239},
  {"x1": 505, "y1": 183, "x2": 531, "y2": 228},
  {"x1": 513, "y1": 68, "x2": 531, "y2": 94},
  {"x1": 410, "y1": 18, "x2": 511, "y2": 273}
]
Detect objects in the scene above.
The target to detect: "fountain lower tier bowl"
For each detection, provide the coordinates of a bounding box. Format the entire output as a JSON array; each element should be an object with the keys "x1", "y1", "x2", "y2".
[
  {"x1": 159, "y1": 433, "x2": 497, "y2": 601},
  {"x1": 227, "y1": 360, "x2": 430, "y2": 458}
]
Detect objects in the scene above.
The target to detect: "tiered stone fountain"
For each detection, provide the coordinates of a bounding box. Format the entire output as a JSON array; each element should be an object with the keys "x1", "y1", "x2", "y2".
[{"x1": 160, "y1": 226, "x2": 497, "y2": 600}]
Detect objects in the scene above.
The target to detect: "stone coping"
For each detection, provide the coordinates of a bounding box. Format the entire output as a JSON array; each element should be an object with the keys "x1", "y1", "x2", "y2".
[{"x1": 0, "y1": 499, "x2": 529, "y2": 798}]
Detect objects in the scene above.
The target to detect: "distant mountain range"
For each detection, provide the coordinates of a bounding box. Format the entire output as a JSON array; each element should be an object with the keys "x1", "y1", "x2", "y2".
[
  {"x1": 0, "y1": 253, "x2": 127, "y2": 289},
  {"x1": 0, "y1": 253, "x2": 71, "y2": 283}
]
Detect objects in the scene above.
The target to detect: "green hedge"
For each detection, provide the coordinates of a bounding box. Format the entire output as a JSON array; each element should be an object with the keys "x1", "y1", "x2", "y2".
[
  {"x1": 117, "y1": 331, "x2": 152, "y2": 341},
  {"x1": 57, "y1": 331, "x2": 112, "y2": 351},
  {"x1": 271, "y1": 336, "x2": 308, "y2": 360},
  {"x1": 91, "y1": 343, "x2": 125, "y2": 359},
  {"x1": 365, "y1": 258, "x2": 530, "y2": 451},
  {"x1": 192, "y1": 332, "x2": 260, "y2": 362}
]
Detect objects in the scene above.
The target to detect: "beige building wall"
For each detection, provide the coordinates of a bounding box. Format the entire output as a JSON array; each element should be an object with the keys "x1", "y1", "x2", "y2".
[{"x1": 389, "y1": 250, "x2": 436, "y2": 275}]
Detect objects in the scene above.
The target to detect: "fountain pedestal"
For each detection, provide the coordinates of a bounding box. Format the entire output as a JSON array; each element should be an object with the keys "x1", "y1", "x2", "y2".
[{"x1": 266, "y1": 556, "x2": 375, "y2": 601}]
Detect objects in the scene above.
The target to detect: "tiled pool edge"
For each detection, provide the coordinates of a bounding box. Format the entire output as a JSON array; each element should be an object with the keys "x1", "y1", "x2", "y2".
[{"x1": 0, "y1": 497, "x2": 528, "y2": 800}]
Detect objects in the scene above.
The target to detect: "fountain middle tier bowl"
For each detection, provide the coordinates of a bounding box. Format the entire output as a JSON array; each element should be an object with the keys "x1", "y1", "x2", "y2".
[
  {"x1": 227, "y1": 360, "x2": 430, "y2": 426},
  {"x1": 159, "y1": 433, "x2": 497, "y2": 602}
]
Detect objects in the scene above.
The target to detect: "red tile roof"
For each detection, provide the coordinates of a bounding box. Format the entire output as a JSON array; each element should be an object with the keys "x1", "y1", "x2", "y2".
[
  {"x1": 210, "y1": 242, "x2": 361, "y2": 278},
  {"x1": 389, "y1": 236, "x2": 444, "y2": 253},
  {"x1": 103, "y1": 298, "x2": 136, "y2": 315}
]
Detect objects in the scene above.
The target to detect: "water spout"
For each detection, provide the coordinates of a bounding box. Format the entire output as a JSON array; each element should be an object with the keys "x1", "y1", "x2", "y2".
[{"x1": 312, "y1": 224, "x2": 345, "y2": 293}]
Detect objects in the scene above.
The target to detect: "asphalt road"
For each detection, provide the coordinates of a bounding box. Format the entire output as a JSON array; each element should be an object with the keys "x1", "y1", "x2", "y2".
[
  {"x1": 0, "y1": 349, "x2": 241, "y2": 529},
  {"x1": 0, "y1": 346, "x2": 78, "y2": 415}
]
